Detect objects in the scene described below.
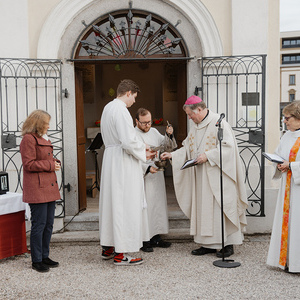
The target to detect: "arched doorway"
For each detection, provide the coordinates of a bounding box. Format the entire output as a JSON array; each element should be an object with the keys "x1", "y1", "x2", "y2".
[{"x1": 72, "y1": 9, "x2": 189, "y2": 210}]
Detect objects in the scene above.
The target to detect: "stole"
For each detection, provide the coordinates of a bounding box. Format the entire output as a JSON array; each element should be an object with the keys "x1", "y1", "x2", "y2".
[{"x1": 279, "y1": 137, "x2": 300, "y2": 267}]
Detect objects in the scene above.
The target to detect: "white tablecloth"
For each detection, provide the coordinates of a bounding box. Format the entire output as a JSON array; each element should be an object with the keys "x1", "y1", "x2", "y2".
[{"x1": 0, "y1": 192, "x2": 30, "y2": 218}]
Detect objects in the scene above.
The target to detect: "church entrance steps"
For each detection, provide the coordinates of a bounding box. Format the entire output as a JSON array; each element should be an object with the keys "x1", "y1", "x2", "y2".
[
  {"x1": 62, "y1": 207, "x2": 191, "y2": 242},
  {"x1": 51, "y1": 228, "x2": 192, "y2": 245},
  {"x1": 60, "y1": 176, "x2": 191, "y2": 242},
  {"x1": 63, "y1": 212, "x2": 99, "y2": 231}
]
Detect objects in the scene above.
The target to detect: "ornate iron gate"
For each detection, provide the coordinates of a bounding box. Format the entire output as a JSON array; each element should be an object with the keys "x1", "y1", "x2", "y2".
[
  {"x1": 0, "y1": 58, "x2": 65, "y2": 217},
  {"x1": 201, "y1": 55, "x2": 266, "y2": 217}
]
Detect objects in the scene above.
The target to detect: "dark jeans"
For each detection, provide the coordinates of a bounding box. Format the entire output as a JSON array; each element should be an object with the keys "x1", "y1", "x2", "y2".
[{"x1": 29, "y1": 201, "x2": 56, "y2": 263}]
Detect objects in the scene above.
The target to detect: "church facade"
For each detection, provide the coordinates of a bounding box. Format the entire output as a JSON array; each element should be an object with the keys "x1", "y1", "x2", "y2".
[{"x1": 0, "y1": 0, "x2": 280, "y2": 233}]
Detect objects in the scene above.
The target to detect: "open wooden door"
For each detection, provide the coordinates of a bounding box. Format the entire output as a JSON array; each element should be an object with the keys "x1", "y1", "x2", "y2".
[
  {"x1": 75, "y1": 68, "x2": 87, "y2": 210},
  {"x1": 177, "y1": 63, "x2": 187, "y2": 146}
]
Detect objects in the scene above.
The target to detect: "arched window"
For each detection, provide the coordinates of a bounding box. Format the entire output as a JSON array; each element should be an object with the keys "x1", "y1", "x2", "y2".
[{"x1": 74, "y1": 10, "x2": 188, "y2": 59}]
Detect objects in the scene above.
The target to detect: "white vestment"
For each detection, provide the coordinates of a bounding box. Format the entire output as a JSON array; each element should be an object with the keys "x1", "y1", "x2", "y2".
[
  {"x1": 99, "y1": 99, "x2": 149, "y2": 253},
  {"x1": 171, "y1": 111, "x2": 248, "y2": 248},
  {"x1": 267, "y1": 130, "x2": 300, "y2": 273},
  {"x1": 135, "y1": 127, "x2": 177, "y2": 238}
]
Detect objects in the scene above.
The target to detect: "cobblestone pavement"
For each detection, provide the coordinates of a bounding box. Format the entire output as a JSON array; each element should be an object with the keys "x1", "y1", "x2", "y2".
[{"x1": 1, "y1": 236, "x2": 300, "y2": 299}]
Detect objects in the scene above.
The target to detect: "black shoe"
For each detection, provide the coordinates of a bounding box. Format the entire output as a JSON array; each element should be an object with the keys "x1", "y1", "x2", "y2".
[
  {"x1": 140, "y1": 241, "x2": 154, "y2": 252},
  {"x1": 42, "y1": 257, "x2": 59, "y2": 268},
  {"x1": 150, "y1": 235, "x2": 171, "y2": 248},
  {"x1": 284, "y1": 266, "x2": 290, "y2": 273},
  {"x1": 191, "y1": 247, "x2": 216, "y2": 256},
  {"x1": 216, "y1": 245, "x2": 234, "y2": 258},
  {"x1": 32, "y1": 262, "x2": 50, "y2": 273},
  {"x1": 150, "y1": 239, "x2": 171, "y2": 248}
]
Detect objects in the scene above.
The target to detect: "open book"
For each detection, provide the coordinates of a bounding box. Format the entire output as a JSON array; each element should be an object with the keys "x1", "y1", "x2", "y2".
[
  {"x1": 262, "y1": 152, "x2": 284, "y2": 164},
  {"x1": 181, "y1": 158, "x2": 198, "y2": 170}
]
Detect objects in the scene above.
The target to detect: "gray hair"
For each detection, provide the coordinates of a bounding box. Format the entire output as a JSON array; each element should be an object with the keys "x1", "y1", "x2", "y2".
[
  {"x1": 283, "y1": 100, "x2": 300, "y2": 120},
  {"x1": 183, "y1": 101, "x2": 206, "y2": 111}
]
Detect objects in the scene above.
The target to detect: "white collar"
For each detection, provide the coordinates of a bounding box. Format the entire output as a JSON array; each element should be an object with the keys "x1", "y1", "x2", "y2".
[{"x1": 42, "y1": 134, "x2": 49, "y2": 141}]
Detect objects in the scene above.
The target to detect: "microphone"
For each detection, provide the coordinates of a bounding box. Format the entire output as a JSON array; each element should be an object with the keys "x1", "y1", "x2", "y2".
[{"x1": 215, "y1": 113, "x2": 225, "y2": 126}]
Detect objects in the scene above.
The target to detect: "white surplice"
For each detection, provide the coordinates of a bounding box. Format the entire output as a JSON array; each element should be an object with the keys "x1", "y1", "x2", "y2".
[
  {"x1": 99, "y1": 99, "x2": 149, "y2": 253},
  {"x1": 267, "y1": 130, "x2": 300, "y2": 273},
  {"x1": 135, "y1": 127, "x2": 177, "y2": 238},
  {"x1": 171, "y1": 111, "x2": 248, "y2": 248}
]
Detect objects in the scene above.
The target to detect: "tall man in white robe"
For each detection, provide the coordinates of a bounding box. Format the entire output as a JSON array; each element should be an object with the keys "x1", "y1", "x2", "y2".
[
  {"x1": 99, "y1": 79, "x2": 154, "y2": 266},
  {"x1": 135, "y1": 108, "x2": 177, "y2": 252},
  {"x1": 161, "y1": 96, "x2": 248, "y2": 258}
]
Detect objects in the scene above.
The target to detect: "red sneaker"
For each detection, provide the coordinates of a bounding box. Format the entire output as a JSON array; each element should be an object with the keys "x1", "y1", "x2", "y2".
[
  {"x1": 101, "y1": 247, "x2": 115, "y2": 260},
  {"x1": 114, "y1": 253, "x2": 143, "y2": 266}
]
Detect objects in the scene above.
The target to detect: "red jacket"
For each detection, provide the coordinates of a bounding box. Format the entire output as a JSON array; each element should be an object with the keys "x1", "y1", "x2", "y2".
[{"x1": 20, "y1": 133, "x2": 61, "y2": 204}]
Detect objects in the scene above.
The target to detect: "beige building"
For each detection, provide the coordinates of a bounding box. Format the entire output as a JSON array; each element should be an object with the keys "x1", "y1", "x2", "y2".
[
  {"x1": 280, "y1": 31, "x2": 300, "y2": 130},
  {"x1": 0, "y1": 0, "x2": 280, "y2": 234}
]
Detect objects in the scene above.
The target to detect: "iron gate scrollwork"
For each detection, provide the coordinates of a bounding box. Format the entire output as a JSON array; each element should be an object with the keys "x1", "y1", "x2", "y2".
[
  {"x1": 0, "y1": 58, "x2": 65, "y2": 217},
  {"x1": 76, "y1": 9, "x2": 187, "y2": 59},
  {"x1": 201, "y1": 55, "x2": 266, "y2": 217}
]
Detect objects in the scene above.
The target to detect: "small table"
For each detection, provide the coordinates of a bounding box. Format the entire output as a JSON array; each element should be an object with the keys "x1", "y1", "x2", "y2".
[{"x1": 0, "y1": 192, "x2": 29, "y2": 259}]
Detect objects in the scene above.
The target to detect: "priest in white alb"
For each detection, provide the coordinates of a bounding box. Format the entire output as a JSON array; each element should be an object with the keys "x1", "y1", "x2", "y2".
[
  {"x1": 267, "y1": 100, "x2": 300, "y2": 273},
  {"x1": 99, "y1": 79, "x2": 154, "y2": 266},
  {"x1": 135, "y1": 108, "x2": 177, "y2": 252},
  {"x1": 161, "y1": 95, "x2": 248, "y2": 258}
]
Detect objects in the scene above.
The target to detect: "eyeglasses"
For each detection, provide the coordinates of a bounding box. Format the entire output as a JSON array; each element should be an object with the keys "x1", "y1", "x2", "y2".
[
  {"x1": 138, "y1": 120, "x2": 152, "y2": 126},
  {"x1": 284, "y1": 115, "x2": 294, "y2": 121}
]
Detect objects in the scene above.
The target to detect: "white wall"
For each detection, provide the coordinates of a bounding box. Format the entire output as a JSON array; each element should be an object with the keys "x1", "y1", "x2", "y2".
[
  {"x1": 231, "y1": 0, "x2": 268, "y2": 55},
  {"x1": 0, "y1": 0, "x2": 29, "y2": 58}
]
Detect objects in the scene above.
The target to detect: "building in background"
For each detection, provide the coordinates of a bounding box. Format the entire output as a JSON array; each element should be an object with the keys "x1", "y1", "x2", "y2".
[{"x1": 280, "y1": 31, "x2": 300, "y2": 131}]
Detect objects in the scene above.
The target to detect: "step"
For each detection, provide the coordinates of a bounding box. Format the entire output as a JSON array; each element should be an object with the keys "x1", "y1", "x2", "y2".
[
  {"x1": 51, "y1": 228, "x2": 192, "y2": 245},
  {"x1": 63, "y1": 209, "x2": 190, "y2": 232},
  {"x1": 51, "y1": 230, "x2": 100, "y2": 244},
  {"x1": 64, "y1": 212, "x2": 99, "y2": 231},
  {"x1": 161, "y1": 228, "x2": 192, "y2": 242},
  {"x1": 168, "y1": 209, "x2": 190, "y2": 230}
]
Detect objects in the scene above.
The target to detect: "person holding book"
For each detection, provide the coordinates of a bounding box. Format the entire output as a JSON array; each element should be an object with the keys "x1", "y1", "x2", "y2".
[
  {"x1": 267, "y1": 100, "x2": 300, "y2": 273},
  {"x1": 135, "y1": 108, "x2": 177, "y2": 252},
  {"x1": 99, "y1": 79, "x2": 155, "y2": 266},
  {"x1": 161, "y1": 95, "x2": 247, "y2": 258}
]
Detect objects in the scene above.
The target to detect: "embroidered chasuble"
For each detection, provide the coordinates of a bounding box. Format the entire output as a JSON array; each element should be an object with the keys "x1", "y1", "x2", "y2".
[{"x1": 171, "y1": 111, "x2": 248, "y2": 247}]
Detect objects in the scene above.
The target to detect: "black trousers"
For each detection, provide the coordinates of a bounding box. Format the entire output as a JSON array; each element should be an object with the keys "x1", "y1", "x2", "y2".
[{"x1": 29, "y1": 201, "x2": 56, "y2": 263}]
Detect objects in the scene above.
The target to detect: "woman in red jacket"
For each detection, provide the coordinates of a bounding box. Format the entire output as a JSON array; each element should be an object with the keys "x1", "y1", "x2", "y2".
[{"x1": 20, "y1": 110, "x2": 61, "y2": 273}]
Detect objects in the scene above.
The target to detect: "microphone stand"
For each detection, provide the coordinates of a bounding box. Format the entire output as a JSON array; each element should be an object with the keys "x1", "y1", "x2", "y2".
[{"x1": 213, "y1": 118, "x2": 241, "y2": 268}]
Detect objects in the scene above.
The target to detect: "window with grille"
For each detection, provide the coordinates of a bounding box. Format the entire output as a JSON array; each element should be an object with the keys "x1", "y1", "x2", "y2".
[
  {"x1": 282, "y1": 38, "x2": 300, "y2": 48},
  {"x1": 282, "y1": 54, "x2": 300, "y2": 64},
  {"x1": 289, "y1": 91, "x2": 295, "y2": 102},
  {"x1": 289, "y1": 74, "x2": 296, "y2": 85}
]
